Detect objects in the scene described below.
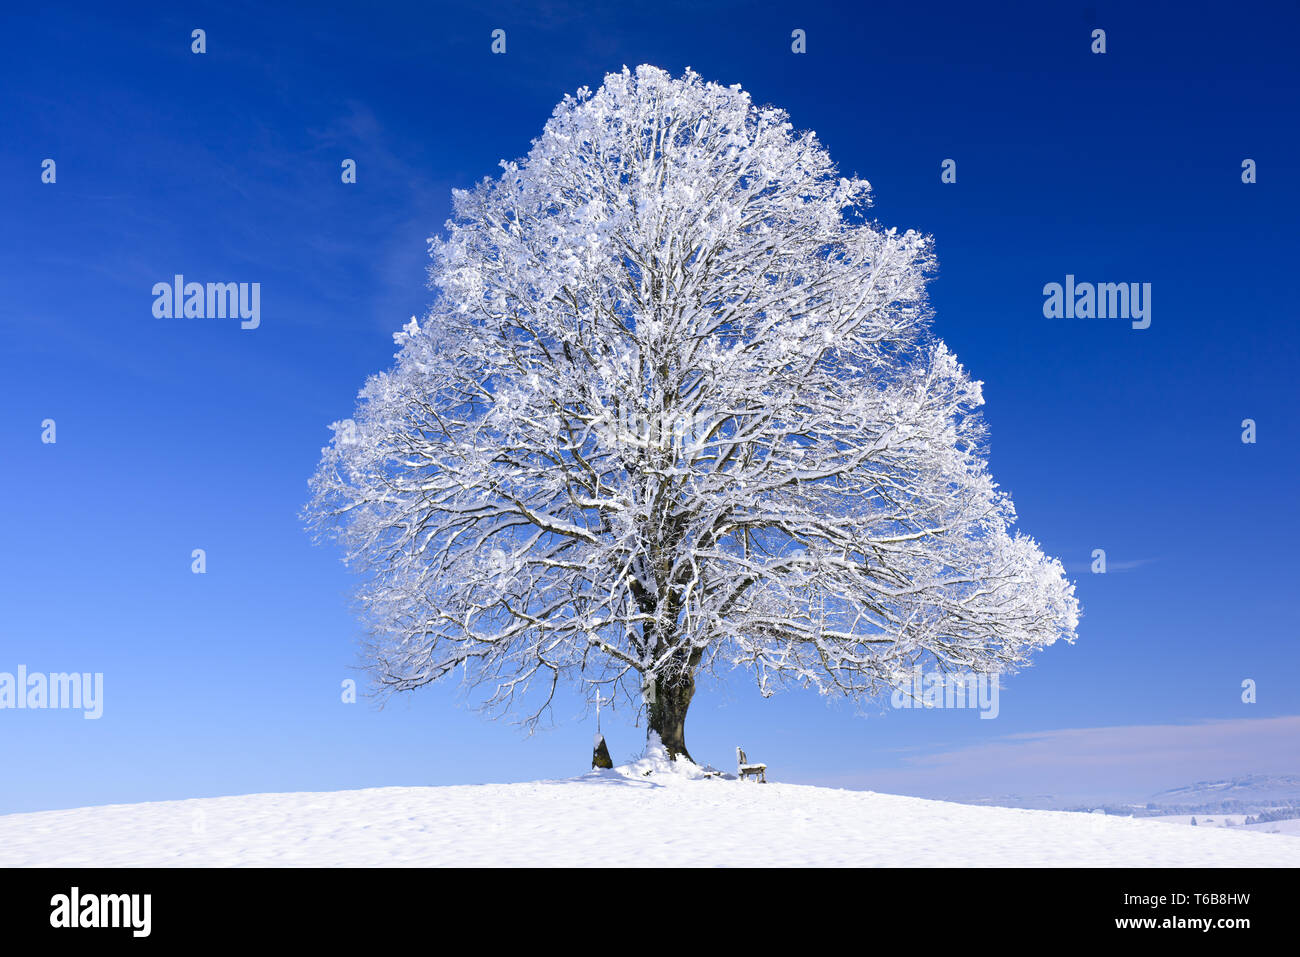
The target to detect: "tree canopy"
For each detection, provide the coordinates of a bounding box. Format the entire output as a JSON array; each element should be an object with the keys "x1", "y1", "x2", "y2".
[{"x1": 305, "y1": 65, "x2": 1079, "y2": 759}]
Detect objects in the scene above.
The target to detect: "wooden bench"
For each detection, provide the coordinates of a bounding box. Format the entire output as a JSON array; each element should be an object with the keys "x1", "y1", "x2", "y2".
[{"x1": 736, "y1": 747, "x2": 767, "y2": 783}]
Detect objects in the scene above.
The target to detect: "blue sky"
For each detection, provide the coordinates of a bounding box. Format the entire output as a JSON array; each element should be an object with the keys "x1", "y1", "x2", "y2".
[{"x1": 2, "y1": 0, "x2": 1298, "y2": 814}]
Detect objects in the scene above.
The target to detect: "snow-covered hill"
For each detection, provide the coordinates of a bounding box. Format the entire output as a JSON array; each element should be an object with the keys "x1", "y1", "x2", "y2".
[{"x1": 3, "y1": 758, "x2": 1298, "y2": 867}]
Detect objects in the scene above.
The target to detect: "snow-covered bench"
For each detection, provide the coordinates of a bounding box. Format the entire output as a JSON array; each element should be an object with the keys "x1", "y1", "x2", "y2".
[{"x1": 736, "y1": 747, "x2": 767, "y2": 783}]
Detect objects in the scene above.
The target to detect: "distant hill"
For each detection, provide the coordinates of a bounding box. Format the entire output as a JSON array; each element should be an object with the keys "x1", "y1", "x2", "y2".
[
  {"x1": 944, "y1": 774, "x2": 1300, "y2": 818},
  {"x1": 1148, "y1": 774, "x2": 1300, "y2": 807}
]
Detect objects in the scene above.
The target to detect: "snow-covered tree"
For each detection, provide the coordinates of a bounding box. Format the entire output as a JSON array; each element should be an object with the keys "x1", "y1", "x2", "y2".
[{"x1": 305, "y1": 65, "x2": 1079, "y2": 761}]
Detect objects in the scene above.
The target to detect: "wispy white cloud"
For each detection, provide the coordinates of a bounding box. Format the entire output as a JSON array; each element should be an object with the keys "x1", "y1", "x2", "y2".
[
  {"x1": 815, "y1": 715, "x2": 1300, "y2": 804},
  {"x1": 1064, "y1": 557, "x2": 1157, "y2": 574}
]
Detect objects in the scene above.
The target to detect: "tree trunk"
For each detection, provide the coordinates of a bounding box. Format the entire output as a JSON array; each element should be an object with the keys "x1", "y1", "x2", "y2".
[{"x1": 647, "y1": 670, "x2": 696, "y2": 762}]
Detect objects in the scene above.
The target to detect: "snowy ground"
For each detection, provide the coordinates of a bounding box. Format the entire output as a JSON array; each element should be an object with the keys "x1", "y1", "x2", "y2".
[
  {"x1": 1145, "y1": 814, "x2": 1253, "y2": 827},
  {"x1": 4, "y1": 758, "x2": 1298, "y2": 867},
  {"x1": 1146, "y1": 814, "x2": 1300, "y2": 836},
  {"x1": 1244, "y1": 819, "x2": 1300, "y2": 836}
]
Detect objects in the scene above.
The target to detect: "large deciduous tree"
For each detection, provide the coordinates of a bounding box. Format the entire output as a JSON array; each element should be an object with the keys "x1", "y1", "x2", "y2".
[{"x1": 305, "y1": 65, "x2": 1079, "y2": 761}]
